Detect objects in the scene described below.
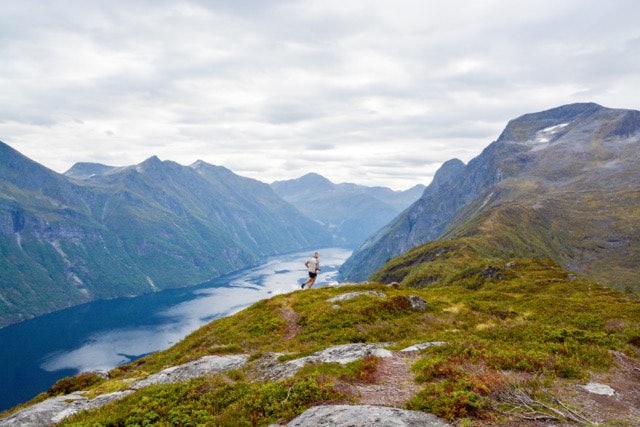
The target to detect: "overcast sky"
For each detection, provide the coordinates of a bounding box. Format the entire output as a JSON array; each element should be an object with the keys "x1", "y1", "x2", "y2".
[{"x1": 1, "y1": 1, "x2": 639, "y2": 190}]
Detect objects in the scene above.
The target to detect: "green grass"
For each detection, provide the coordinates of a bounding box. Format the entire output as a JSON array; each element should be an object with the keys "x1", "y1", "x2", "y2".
[{"x1": 8, "y1": 242, "x2": 636, "y2": 426}]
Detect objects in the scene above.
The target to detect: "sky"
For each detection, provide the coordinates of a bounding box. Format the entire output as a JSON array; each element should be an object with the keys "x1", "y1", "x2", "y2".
[{"x1": 1, "y1": 1, "x2": 639, "y2": 190}]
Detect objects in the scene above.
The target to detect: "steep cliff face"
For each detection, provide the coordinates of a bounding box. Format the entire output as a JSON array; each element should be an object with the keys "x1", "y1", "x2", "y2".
[
  {"x1": 0, "y1": 144, "x2": 332, "y2": 327},
  {"x1": 340, "y1": 103, "x2": 640, "y2": 291}
]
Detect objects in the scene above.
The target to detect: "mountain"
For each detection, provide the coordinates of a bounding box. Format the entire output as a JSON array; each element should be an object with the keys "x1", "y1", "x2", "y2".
[
  {"x1": 339, "y1": 103, "x2": 640, "y2": 292},
  {"x1": 0, "y1": 144, "x2": 332, "y2": 327},
  {"x1": 271, "y1": 173, "x2": 425, "y2": 246},
  {"x1": 63, "y1": 162, "x2": 117, "y2": 179}
]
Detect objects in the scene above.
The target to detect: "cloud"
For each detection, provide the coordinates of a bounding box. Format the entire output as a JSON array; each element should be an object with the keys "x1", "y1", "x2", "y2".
[{"x1": 1, "y1": 0, "x2": 639, "y2": 189}]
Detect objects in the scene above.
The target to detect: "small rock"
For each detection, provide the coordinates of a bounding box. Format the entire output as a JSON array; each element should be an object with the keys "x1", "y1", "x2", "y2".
[
  {"x1": 580, "y1": 382, "x2": 615, "y2": 396},
  {"x1": 479, "y1": 265, "x2": 504, "y2": 280},
  {"x1": 400, "y1": 342, "x2": 445, "y2": 352},
  {"x1": 327, "y1": 291, "x2": 386, "y2": 303},
  {"x1": 407, "y1": 295, "x2": 427, "y2": 311}
]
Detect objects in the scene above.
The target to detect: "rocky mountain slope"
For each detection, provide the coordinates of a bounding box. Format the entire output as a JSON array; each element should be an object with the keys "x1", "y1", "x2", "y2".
[
  {"x1": 340, "y1": 103, "x2": 640, "y2": 292},
  {"x1": 271, "y1": 173, "x2": 425, "y2": 246},
  {"x1": 2, "y1": 244, "x2": 638, "y2": 426},
  {"x1": 0, "y1": 144, "x2": 332, "y2": 327}
]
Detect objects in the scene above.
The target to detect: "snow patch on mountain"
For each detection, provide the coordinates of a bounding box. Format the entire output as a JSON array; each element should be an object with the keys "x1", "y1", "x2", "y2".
[{"x1": 529, "y1": 122, "x2": 570, "y2": 149}]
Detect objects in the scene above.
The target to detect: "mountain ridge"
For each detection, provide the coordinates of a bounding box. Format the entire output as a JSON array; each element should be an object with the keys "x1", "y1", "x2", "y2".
[
  {"x1": 271, "y1": 173, "x2": 425, "y2": 246},
  {"x1": 339, "y1": 103, "x2": 640, "y2": 292},
  {"x1": 0, "y1": 145, "x2": 333, "y2": 327}
]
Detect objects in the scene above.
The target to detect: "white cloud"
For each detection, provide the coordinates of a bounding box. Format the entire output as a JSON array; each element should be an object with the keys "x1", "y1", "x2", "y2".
[{"x1": 1, "y1": 0, "x2": 639, "y2": 189}]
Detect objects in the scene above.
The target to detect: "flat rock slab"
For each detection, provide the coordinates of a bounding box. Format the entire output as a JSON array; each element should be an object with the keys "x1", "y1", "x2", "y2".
[
  {"x1": 580, "y1": 382, "x2": 616, "y2": 396},
  {"x1": 0, "y1": 354, "x2": 249, "y2": 427},
  {"x1": 400, "y1": 341, "x2": 445, "y2": 352},
  {"x1": 261, "y1": 343, "x2": 394, "y2": 381},
  {"x1": 285, "y1": 404, "x2": 452, "y2": 427},
  {"x1": 132, "y1": 354, "x2": 249, "y2": 389},
  {"x1": 0, "y1": 391, "x2": 133, "y2": 427},
  {"x1": 288, "y1": 343, "x2": 393, "y2": 367}
]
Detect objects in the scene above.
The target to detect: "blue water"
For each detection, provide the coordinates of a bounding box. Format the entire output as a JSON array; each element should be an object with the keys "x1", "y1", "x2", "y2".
[{"x1": 0, "y1": 247, "x2": 351, "y2": 412}]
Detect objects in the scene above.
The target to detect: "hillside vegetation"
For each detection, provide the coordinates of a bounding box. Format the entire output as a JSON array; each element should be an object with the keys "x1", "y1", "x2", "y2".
[
  {"x1": 440, "y1": 187, "x2": 640, "y2": 294},
  {"x1": 9, "y1": 241, "x2": 639, "y2": 426}
]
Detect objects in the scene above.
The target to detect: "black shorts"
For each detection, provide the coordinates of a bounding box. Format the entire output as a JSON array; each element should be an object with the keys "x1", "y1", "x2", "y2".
[{"x1": 308, "y1": 271, "x2": 317, "y2": 279}]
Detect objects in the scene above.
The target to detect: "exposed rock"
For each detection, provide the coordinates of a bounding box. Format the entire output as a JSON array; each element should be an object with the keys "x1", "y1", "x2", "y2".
[
  {"x1": 400, "y1": 341, "x2": 445, "y2": 352},
  {"x1": 0, "y1": 391, "x2": 133, "y2": 427},
  {"x1": 284, "y1": 404, "x2": 452, "y2": 426},
  {"x1": 0, "y1": 354, "x2": 249, "y2": 427},
  {"x1": 258, "y1": 344, "x2": 394, "y2": 381},
  {"x1": 288, "y1": 343, "x2": 393, "y2": 367},
  {"x1": 580, "y1": 382, "x2": 615, "y2": 396},
  {"x1": 407, "y1": 295, "x2": 427, "y2": 311},
  {"x1": 131, "y1": 354, "x2": 249, "y2": 389},
  {"x1": 327, "y1": 291, "x2": 386, "y2": 303},
  {"x1": 479, "y1": 266, "x2": 505, "y2": 280}
]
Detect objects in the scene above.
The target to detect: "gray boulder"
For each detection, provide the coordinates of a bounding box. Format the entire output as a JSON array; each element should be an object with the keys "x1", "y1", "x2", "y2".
[
  {"x1": 407, "y1": 295, "x2": 428, "y2": 311},
  {"x1": 285, "y1": 404, "x2": 451, "y2": 426}
]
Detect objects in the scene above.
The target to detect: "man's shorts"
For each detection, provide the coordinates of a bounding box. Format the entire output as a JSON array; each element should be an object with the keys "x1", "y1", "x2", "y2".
[{"x1": 308, "y1": 271, "x2": 317, "y2": 279}]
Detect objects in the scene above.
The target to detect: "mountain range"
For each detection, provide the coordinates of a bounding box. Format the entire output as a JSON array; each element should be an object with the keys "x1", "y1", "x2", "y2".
[
  {"x1": 339, "y1": 103, "x2": 640, "y2": 293},
  {"x1": 2, "y1": 102, "x2": 640, "y2": 426},
  {"x1": 0, "y1": 146, "x2": 332, "y2": 328},
  {"x1": 271, "y1": 173, "x2": 425, "y2": 246},
  {"x1": 0, "y1": 143, "x2": 421, "y2": 328}
]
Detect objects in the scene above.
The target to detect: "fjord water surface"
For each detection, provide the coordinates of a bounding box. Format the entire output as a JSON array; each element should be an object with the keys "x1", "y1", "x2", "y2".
[{"x1": 0, "y1": 247, "x2": 351, "y2": 412}]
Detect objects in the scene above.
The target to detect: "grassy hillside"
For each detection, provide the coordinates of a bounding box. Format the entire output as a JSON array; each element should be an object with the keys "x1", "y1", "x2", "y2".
[
  {"x1": 8, "y1": 242, "x2": 639, "y2": 426},
  {"x1": 439, "y1": 186, "x2": 640, "y2": 295}
]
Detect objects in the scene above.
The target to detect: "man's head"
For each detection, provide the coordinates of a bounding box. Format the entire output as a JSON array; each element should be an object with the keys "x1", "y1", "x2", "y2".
[{"x1": 314, "y1": 251, "x2": 318, "y2": 258}]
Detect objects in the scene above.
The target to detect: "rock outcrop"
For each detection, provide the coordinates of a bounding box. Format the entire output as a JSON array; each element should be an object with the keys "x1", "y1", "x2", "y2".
[{"x1": 282, "y1": 404, "x2": 451, "y2": 427}]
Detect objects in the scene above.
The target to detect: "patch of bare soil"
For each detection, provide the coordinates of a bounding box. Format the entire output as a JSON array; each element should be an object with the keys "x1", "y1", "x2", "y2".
[
  {"x1": 280, "y1": 307, "x2": 301, "y2": 341},
  {"x1": 553, "y1": 351, "x2": 640, "y2": 425},
  {"x1": 351, "y1": 353, "x2": 421, "y2": 407}
]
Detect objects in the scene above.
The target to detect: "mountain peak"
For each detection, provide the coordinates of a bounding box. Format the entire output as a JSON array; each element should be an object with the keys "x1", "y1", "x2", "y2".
[
  {"x1": 64, "y1": 162, "x2": 116, "y2": 179},
  {"x1": 0, "y1": 140, "x2": 66, "y2": 189},
  {"x1": 429, "y1": 159, "x2": 465, "y2": 190},
  {"x1": 139, "y1": 155, "x2": 162, "y2": 167},
  {"x1": 497, "y1": 102, "x2": 605, "y2": 143},
  {"x1": 297, "y1": 172, "x2": 334, "y2": 187}
]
